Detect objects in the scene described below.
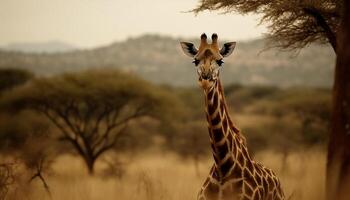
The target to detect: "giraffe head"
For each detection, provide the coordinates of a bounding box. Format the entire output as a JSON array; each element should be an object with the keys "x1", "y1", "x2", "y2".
[{"x1": 180, "y1": 33, "x2": 236, "y2": 90}]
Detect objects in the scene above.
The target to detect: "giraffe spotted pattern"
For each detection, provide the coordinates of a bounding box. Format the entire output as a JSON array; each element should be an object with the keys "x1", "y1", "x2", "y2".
[{"x1": 197, "y1": 81, "x2": 284, "y2": 200}]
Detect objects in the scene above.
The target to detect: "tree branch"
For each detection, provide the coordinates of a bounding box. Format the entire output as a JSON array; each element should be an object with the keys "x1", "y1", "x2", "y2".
[
  {"x1": 57, "y1": 105, "x2": 82, "y2": 135},
  {"x1": 93, "y1": 125, "x2": 128, "y2": 159},
  {"x1": 40, "y1": 107, "x2": 73, "y2": 140},
  {"x1": 28, "y1": 157, "x2": 52, "y2": 198},
  {"x1": 90, "y1": 105, "x2": 146, "y2": 150},
  {"x1": 303, "y1": 6, "x2": 337, "y2": 53}
]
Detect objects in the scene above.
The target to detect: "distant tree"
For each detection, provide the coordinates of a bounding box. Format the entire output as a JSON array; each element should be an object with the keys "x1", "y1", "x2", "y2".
[
  {"x1": 275, "y1": 91, "x2": 331, "y2": 144},
  {"x1": 275, "y1": 93, "x2": 331, "y2": 172},
  {"x1": 0, "y1": 111, "x2": 55, "y2": 196},
  {"x1": 24, "y1": 130, "x2": 54, "y2": 197},
  {"x1": 194, "y1": 1, "x2": 350, "y2": 199},
  {"x1": 0, "y1": 68, "x2": 33, "y2": 93},
  {"x1": 1, "y1": 70, "x2": 173, "y2": 175},
  {"x1": 170, "y1": 122, "x2": 209, "y2": 177}
]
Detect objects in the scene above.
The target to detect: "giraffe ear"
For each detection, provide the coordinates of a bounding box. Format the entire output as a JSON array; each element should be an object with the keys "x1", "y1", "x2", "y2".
[
  {"x1": 180, "y1": 42, "x2": 198, "y2": 57},
  {"x1": 220, "y1": 42, "x2": 236, "y2": 57}
]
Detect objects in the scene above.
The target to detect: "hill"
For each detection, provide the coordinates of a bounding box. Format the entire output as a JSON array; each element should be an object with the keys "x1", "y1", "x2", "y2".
[
  {"x1": 0, "y1": 41, "x2": 76, "y2": 53},
  {"x1": 0, "y1": 34, "x2": 336, "y2": 87}
]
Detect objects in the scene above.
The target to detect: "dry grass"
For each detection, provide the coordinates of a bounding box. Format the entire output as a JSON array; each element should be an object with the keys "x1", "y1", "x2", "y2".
[
  {"x1": 8, "y1": 149, "x2": 326, "y2": 200},
  {"x1": 256, "y1": 149, "x2": 326, "y2": 200}
]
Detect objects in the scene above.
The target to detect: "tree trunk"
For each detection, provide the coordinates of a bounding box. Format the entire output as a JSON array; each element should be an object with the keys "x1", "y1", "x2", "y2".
[
  {"x1": 84, "y1": 156, "x2": 96, "y2": 175},
  {"x1": 326, "y1": 1, "x2": 350, "y2": 200}
]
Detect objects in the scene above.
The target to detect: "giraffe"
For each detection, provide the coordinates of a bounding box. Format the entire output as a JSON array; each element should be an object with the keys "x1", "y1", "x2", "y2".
[{"x1": 180, "y1": 33, "x2": 285, "y2": 200}]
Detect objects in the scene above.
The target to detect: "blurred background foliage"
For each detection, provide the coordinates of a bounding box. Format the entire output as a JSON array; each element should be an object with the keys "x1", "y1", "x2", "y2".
[{"x1": 0, "y1": 66, "x2": 330, "y2": 177}]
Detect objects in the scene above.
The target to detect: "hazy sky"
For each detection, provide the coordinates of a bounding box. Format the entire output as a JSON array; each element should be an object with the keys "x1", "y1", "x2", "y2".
[{"x1": 0, "y1": 0, "x2": 267, "y2": 48}]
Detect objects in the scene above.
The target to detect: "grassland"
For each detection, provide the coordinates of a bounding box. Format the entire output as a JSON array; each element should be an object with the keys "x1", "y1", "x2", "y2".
[{"x1": 8, "y1": 149, "x2": 325, "y2": 200}]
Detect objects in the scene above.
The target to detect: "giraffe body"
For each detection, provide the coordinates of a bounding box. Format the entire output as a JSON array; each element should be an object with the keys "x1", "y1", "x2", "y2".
[{"x1": 180, "y1": 33, "x2": 285, "y2": 200}]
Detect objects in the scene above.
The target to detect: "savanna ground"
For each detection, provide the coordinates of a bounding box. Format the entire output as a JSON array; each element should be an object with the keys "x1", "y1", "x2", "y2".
[{"x1": 5, "y1": 150, "x2": 325, "y2": 200}]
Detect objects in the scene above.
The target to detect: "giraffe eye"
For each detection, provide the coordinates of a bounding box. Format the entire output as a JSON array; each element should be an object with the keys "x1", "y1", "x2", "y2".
[
  {"x1": 216, "y1": 59, "x2": 224, "y2": 66},
  {"x1": 192, "y1": 59, "x2": 200, "y2": 66}
]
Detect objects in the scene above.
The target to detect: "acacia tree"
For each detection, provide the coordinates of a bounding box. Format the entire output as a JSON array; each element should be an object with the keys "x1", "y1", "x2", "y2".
[
  {"x1": 3, "y1": 70, "x2": 170, "y2": 175},
  {"x1": 194, "y1": 0, "x2": 341, "y2": 52},
  {"x1": 194, "y1": 0, "x2": 349, "y2": 199}
]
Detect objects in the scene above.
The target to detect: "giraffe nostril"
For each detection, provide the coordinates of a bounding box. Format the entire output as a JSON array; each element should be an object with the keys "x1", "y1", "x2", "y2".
[{"x1": 201, "y1": 73, "x2": 212, "y2": 80}]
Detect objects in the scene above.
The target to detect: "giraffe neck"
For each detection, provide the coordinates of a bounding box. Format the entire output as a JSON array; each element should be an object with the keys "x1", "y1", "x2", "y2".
[{"x1": 203, "y1": 79, "x2": 249, "y2": 180}]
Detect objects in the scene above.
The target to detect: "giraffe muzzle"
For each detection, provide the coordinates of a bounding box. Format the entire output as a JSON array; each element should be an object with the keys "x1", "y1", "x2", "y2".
[
  {"x1": 199, "y1": 73, "x2": 216, "y2": 90},
  {"x1": 200, "y1": 72, "x2": 212, "y2": 81}
]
